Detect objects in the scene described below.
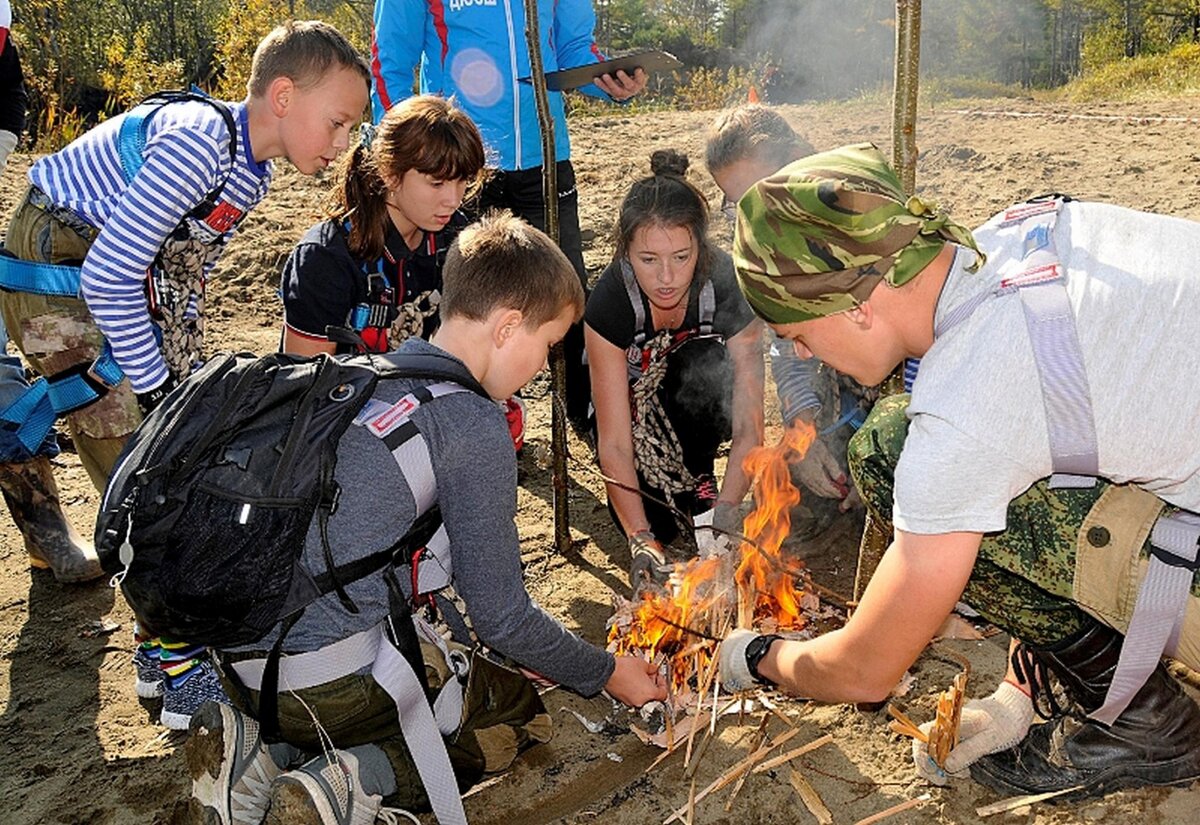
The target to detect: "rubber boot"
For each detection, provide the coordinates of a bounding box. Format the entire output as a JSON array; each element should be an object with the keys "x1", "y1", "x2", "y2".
[
  {"x1": 971, "y1": 620, "x2": 1200, "y2": 799},
  {"x1": 0, "y1": 456, "x2": 103, "y2": 583}
]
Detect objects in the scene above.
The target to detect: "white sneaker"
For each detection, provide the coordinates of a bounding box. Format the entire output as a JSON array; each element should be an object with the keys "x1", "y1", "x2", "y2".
[
  {"x1": 265, "y1": 750, "x2": 383, "y2": 825},
  {"x1": 185, "y1": 701, "x2": 281, "y2": 825}
]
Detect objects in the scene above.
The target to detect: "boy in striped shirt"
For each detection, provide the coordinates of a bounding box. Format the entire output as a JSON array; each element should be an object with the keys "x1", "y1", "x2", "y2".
[{"x1": 0, "y1": 19, "x2": 370, "y2": 729}]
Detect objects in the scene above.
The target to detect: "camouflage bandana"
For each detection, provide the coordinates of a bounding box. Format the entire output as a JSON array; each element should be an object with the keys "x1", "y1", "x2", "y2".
[{"x1": 733, "y1": 142, "x2": 984, "y2": 324}]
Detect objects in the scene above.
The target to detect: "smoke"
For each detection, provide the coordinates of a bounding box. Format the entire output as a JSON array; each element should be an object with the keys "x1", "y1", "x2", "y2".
[{"x1": 741, "y1": 0, "x2": 1052, "y2": 102}]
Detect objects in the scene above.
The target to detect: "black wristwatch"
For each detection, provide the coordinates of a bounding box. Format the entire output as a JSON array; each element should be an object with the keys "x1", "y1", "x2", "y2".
[{"x1": 744, "y1": 633, "x2": 783, "y2": 686}]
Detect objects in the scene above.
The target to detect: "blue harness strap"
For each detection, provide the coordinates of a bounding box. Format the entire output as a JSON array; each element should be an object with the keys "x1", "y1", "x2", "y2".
[{"x1": 0, "y1": 253, "x2": 83, "y2": 297}]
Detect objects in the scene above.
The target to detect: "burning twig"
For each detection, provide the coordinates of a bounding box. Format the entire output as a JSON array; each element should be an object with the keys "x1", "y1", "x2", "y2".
[{"x1": 789, "y1": 768, "x2": 833, "y2": 825}]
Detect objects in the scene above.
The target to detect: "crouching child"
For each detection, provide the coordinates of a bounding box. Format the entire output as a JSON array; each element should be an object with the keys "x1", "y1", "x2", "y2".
[{"x1": 174, "y1": 213, "x2": 666, "y2": 824}]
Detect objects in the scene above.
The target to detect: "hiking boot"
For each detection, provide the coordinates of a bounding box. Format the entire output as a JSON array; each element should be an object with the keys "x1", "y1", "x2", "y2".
[
  {"x1": 185, "y1": 701, "x2": 281, "y2": 825},
  {"x1": 0, "y1": 456, "x2": 103, "y2": 583},
  {"x1": 162, "y1": 658, "x2": 231, "y2": 731},
  {"x1": 133, "y1": 641, "x2": 165, "y2": 699},
  {"x1": 264, "y1": 750, "x2": 387, "y2": 825},
  {"x1": 971, "y1": 621, "x2": 1200, "y2": 799}
]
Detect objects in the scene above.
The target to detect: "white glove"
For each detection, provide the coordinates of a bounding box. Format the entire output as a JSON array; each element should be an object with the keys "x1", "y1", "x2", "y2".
[
  {"x1": 792, "y1": 435, "x2": 846, "y2": 499},
  {"x1": 0, "y1": 130, "x2": 17, "y2": 175},
  {"x1": 912, "y1": 680, "x2": 1034, "y2": 785},
  {"x1": 719, "y1": 629, "x2": 759, "y2": 692},
  {"x1": 694, "y1": 502, "x2": 739, "y2": 558}
]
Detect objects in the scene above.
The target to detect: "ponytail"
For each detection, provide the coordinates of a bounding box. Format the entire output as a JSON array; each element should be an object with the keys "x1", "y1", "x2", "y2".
[{"x1": 327, "y1": 137, "x2": 389, "y2": 261}]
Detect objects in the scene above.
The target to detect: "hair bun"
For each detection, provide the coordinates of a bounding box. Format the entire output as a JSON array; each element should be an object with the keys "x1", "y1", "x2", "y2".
[{"x1": 650, "y1": 148, "x2": 689, "y2": 178}]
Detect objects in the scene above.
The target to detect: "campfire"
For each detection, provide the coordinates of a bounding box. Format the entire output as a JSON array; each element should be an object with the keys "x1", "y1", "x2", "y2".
[{"x1": 608, "y1": 422, "x2": 828, "y2": 698}]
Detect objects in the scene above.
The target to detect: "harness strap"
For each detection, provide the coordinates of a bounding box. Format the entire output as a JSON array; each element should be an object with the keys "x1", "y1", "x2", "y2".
[
  {"x1": 0, "y1": 347, "x2": 125, "y2": 452},
  {"x1": 1092, "y1": 511, "x2": 1200, "y2": 725},
  {"x1": 934, "y1": 200, "x2": 1099, "y2": 487},
  {"x1": 619, "y1": 258, "x2": 717, "y2": 352},
  {"x1": 0, "y1": 253, "x2": 83, "y2": 297}
]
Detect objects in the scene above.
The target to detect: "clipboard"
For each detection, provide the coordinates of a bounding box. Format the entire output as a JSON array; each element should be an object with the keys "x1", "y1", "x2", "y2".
[{"x1": 523, "y1": 50, "x2": 682, "y2": 92}]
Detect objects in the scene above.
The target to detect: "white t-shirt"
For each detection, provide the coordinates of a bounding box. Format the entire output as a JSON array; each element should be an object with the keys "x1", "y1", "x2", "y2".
[{"x1": 895, "y1": 201, "x2": 1200, "y2": 535}]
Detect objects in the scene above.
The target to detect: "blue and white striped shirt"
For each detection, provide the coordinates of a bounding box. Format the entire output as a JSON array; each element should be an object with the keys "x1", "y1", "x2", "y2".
[{"x1": 29, "y1": 100, "x2": 272, "y2": 391}]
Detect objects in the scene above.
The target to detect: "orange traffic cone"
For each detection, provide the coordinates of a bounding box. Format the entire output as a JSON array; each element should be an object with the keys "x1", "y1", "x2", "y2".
[{"x1": 748, "y1": 85, "x2": 760, "y2": 103}]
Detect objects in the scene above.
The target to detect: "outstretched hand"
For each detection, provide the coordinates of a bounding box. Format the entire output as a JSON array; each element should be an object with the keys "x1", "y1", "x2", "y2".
[
  {"x1": 912, "y1": 680, "x2": 1034, "y2": 785},
  {"x1": 793, "y1": 435, "x2": 847, "y2": 500},
  {"x1": 595, "y1": 68, "x2": 647, "y2": 101},
  {"x1": 606, "y1": 655, "x2": 667, "y2": 707}
]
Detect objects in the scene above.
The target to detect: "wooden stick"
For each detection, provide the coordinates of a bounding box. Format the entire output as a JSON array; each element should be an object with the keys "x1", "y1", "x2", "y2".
[
  {"x1": 663, "y1": 726, "x2": 803, "y2": 824},
  {"x1": 751, "y1": 733, "x2": 834, "y2": 773},
  {"x1": 684, "y1": 779, "x2": 696, "y2": 825},
  {"x1": 975, "y1": 786, "x2": 1083, "y2": 817},
  {"x1": 685, "y1": 651, "x2": 720, "y2": 769},
  {"x1": 645, "y1": 744, "x2": 681, "y2": 775},
  {"x1": 886, "y1": 704, "x2": 928, "y2": 743},
  {"x1": 683, "y1": 728, "x2": 713, "y2": 780},
  {"x1": 851, "y1": 793, "x2": 931, "y2": 825},
  {"x1": 722, "y1": 715, "x2": 771, "y2": 812},
  {"x1": 789, "y1": 768, "x2": 833, "y2": 825}
]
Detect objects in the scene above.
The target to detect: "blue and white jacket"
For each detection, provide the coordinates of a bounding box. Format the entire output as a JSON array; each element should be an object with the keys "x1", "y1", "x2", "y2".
[{"x1": 371, "y1": 0, "x2": 611, "y2": 171}]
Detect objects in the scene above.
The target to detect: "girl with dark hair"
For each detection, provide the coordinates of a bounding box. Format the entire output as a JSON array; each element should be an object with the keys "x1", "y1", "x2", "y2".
[
  {"x1": 280, "y1": 95, "x2": 485, "y2": 355},
  {"x1": 585, "y1": 150, "x2": 764, "y2": 592}
]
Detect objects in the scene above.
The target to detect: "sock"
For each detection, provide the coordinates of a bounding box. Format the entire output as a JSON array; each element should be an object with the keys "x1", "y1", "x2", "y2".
[
  {"x1": 159, "y1": 638, "x2": 208, "y2": 684},
  {"x1": 347, "y1": 744, "x2": 398, "y2": 797}
]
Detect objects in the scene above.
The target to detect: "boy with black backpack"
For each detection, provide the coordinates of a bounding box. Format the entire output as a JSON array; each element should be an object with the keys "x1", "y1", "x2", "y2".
[
  {"x1": 0, "y1": 20, "x2": 370, "y2": 728},
  {"x1": 155, "y1": 213, "x2": 666, "y2": 825}
]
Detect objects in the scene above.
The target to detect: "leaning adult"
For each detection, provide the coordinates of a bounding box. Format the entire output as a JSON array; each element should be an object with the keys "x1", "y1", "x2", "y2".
[
  {"x1": 371, "y1": 0, "x2": 646, "y2": 430},
  {"x1": 586, "y1": 150, "x2": 763, "y2": 593},
  {"x1": 720, "y1": 143, "x2": 1200, "y2": 799}
]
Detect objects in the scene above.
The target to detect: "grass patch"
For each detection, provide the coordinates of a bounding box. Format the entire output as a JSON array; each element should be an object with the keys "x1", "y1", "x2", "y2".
[{"x1": 1060, "y1": 42, "x2": 1200, "y2": 101}]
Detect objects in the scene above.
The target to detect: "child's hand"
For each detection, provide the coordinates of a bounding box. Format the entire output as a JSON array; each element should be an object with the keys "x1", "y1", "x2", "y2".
[{"x1": 605, "y1": 655, "x2": 667, "y2": 707}]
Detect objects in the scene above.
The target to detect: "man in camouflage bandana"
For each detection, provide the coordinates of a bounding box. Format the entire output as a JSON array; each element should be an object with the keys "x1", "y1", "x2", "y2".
[{"x1": 719, "y1": 143, "x2": 1200, "y2": 800}]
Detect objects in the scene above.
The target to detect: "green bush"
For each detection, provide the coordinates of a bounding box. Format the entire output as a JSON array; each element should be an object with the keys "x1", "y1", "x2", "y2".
[{"x1": 1065, "y1": 42, "x2": 1200, "y2": 101}]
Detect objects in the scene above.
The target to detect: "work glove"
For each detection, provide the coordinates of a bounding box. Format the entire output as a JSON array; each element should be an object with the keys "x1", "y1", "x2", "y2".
[
  {"x1": 0, "y1": 129, "x2": 17, "y2": 174},
  {"x1": 135, "y1": 376, "x2": 177, "y2": 417},
  {"x1": 719, "y1": 628, "x2": 784, "y2": 692},
  {"x1": 628, "y1": 530, "x2": 671, "y2": 594},
  {"x1": 792, "y1": 435, "x2": 848, "y2": 500},
  {"x1": 694, "y1": 501, "x2": 741, "y2": 558},
  {"x1": 911, "y1": 680, "x2": 1034, "y2": 785}
]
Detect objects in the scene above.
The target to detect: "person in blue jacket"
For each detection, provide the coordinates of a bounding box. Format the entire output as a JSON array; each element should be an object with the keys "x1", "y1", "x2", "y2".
[{"x1": 370, "y1": 0, "x2": 645, "y2": 428}]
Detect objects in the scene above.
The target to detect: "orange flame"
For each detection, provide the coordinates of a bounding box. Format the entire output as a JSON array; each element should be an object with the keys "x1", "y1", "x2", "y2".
[{"x1": 609, "y1": 422, "x2": 818, "y2": 690}]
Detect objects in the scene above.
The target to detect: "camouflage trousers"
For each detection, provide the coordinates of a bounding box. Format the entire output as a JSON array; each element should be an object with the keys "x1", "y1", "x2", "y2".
[
  {"x1": 2, "y1": 190, "x2": 142, "y2": 492},
  {"x1": 847, "y1": 394, "x2": 1200, "y2": 646}
]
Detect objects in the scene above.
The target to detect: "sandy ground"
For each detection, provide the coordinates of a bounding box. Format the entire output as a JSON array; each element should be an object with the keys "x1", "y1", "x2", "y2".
[{"x1": 2, "y1": 94, "x2": 1200, "y2": 825}]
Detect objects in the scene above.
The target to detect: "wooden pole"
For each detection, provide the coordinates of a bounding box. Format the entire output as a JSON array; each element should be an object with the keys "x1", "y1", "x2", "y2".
[
  {"x1": 891, "y1": 0, "x2": 922, "y2": 196},
  {"x1": 855, "y1": 0, "x2": 923, "y2": 616},
  {"x1": 522, "y1": 0, "x2": 572, "y2": 553}
]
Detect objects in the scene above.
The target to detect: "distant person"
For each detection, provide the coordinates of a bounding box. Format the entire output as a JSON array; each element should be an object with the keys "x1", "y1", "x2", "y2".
[
  {"x1": 720, "y1": 143, "x2": 1200, "y2": 800},
  {"x1": 0, "y1": 20, "x2": 371, "y2": 730},
  {"x1": 371, "y1": 0, "x2": 647, "y2": 431},
  {"x1": 706, "y1": 104, "x2": 881, "y2": 537},
  {"x1": 280, "y1": 95, "x2": 485, "y2": 356},
  {"x1": 0, "y1": 0, "x2": 95, "y2": 584},
  {"x1": 586, "y1": 150, "x2": 763, "y2": 593},
  {"x1": 183, "y1": 214, "x2": 666, "y2": 825}
]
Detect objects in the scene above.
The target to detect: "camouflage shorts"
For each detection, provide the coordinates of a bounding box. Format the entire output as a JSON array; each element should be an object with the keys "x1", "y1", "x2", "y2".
[{"x1": 846, "y1": 395, "x2": 1108, "y2": 644}]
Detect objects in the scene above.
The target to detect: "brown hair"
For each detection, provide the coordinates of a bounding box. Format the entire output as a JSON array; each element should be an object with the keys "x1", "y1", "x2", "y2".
[
  {"x1": 442, "y1": 211, "x2": 585, "y2": 326},
  {"x1": 247, "y1": 20, "x2": 370, "y2": 99},
  {"x1": 614, "y1": 149, "x2": 713, "y2": 279},
  {"x1": 329, "y1": 96, "x2": 486, "y2": 261},
  {"x1": 704, "y1": 104, "x2": 813, "y2": 173}
]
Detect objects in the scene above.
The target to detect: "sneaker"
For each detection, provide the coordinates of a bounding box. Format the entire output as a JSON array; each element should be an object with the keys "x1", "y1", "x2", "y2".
[
  {"x1": 133, "y1": 642, "x2": 165, "y2": 699},
  {"x1": 162, "y1": 658, "x2": 230, "y2": 731},
  {"x1": 185, "y1": 701, "x2": 281, "y2": 825},
  {"x1": 264, "y1": 750, "x2": 384, "y2": 825}
]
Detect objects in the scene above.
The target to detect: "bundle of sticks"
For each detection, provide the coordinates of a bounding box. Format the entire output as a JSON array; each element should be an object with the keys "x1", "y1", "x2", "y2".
[{"x1": 887, "y1": 667, "x2": 969, "y2": 768}]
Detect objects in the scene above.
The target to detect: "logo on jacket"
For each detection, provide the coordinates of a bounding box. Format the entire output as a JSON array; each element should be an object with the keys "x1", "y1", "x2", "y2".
[{"x1": 449, "y1": 0, "x2": 497, "y2": 11}]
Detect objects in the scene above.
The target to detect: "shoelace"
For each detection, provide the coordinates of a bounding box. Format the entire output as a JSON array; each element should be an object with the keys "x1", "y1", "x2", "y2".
[
  {"x1": 694, "y1": 475, "x2": 718, "y2": 504},
  {"x1": 1011, "y1": 643, "x2": 1064, "y2": 721},
  {"x1": 379, "y1": 806, "x2": 421, "y2": 825}
]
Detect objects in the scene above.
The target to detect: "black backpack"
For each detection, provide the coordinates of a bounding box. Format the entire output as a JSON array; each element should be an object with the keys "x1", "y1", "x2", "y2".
[{"x1": 96, "y1": 349, "x2": 489, "y2": 648}]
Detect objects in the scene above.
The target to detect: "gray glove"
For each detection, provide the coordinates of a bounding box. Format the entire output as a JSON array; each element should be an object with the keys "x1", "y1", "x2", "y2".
[
  {"x1": 720, "y1": 629, "x2": 765, "y2": 692},
  {"x1": 912, "y1": 680, "x2": 1034, "y2": 785},
  {"x1": 793, "y1": 434, "x2": 847, "y2": 499},
  {"x1": 628, "y1": 530, "x2": 670, "y2": 593}
]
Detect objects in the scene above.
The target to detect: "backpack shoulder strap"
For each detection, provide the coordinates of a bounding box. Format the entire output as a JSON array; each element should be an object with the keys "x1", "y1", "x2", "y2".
[{"x1": 371, "y1": 351, "x2": 490, "y2": 400}]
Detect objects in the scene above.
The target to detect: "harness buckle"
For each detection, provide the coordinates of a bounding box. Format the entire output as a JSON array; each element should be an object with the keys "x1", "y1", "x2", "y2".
[{"x1": 1147, "y1": 541, "x2": 1200, "y2": 572}]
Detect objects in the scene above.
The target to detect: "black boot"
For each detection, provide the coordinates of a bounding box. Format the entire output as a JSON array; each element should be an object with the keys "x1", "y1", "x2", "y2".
[{"x1": 971, "y1": 621, "x2": 1200, "y2": 799}]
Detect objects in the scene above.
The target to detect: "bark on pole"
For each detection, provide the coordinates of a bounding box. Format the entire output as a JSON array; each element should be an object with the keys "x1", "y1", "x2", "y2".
[
  {"x1": 854, "y1": 0, "x2": 923, "y2": 607},
  {"x1": 522, "y1": 0, "x2": 572, "y2": 553}
]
